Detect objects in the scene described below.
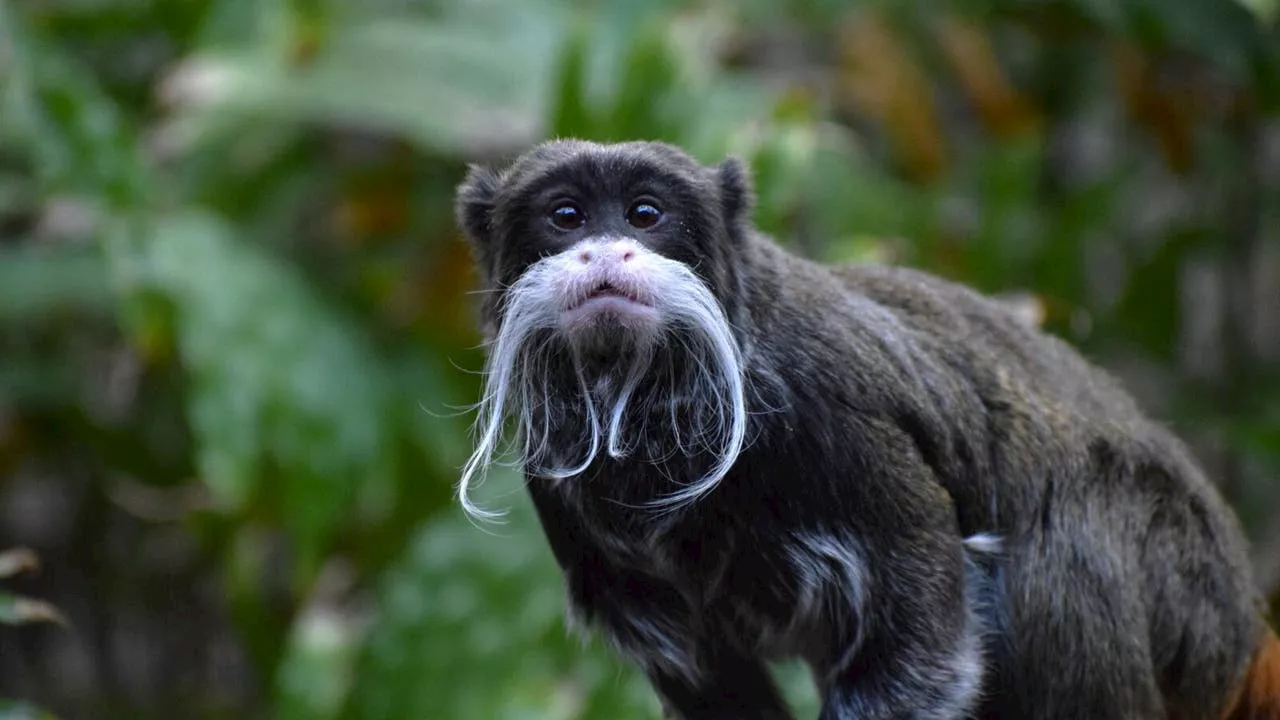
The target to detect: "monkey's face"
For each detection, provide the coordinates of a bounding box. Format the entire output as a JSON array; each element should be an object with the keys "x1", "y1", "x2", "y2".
[
  {"x1": 453, "y1": 140, "x2": 754, "y2": 517},
  {"x1": 458, "y1": 140, "x2": 745, "y2": 352}
]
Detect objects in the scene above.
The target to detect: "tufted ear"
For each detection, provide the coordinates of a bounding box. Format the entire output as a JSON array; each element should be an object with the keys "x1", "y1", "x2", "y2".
[
  {"x1": 454, "y1": 163, "x2": 503, "y2": 283},
  {"x1": 715, "y1": 156, "x2": 755, "y2": 232}
]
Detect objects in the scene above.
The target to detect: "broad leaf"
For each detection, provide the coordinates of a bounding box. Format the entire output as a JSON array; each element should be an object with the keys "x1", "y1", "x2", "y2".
[
  {"x1": 0, "y1": 245, "x2": 113, "y2": 321},
  {"x1": 140, "y1": 211, "x2": 397, "y2": 581},
  {"x1": 346, "y1": 481, "x2": 660, "y2": 720},
  {"x1": 161, "y1": 13, "x2": 571, "y2": 158},
  {"x1": 0, "y1": 700, "x2": 59, "y2": 720}
]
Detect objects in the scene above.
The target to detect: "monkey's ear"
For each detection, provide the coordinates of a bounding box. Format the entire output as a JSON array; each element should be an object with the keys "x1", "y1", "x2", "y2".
[
  {"x1": 455, "y1": 164, "x2": 501, "y2": 243},
  {"x1": 715, "y1": 157, "x2": 755, "y2": 231},
  {"x1": 455, "y1": 164, "x2": 502, "y2": 281}
]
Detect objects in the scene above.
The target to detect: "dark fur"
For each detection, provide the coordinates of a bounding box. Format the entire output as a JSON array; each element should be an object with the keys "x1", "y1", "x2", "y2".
[{"x1": 455, "y1": 139, "x2": 1268, "y2": 719}]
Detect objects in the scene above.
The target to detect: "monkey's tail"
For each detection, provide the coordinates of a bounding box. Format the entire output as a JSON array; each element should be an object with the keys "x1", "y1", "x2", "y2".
[{"x1": 1223, "y1": 628, "x2": 1280, "y2": 720}]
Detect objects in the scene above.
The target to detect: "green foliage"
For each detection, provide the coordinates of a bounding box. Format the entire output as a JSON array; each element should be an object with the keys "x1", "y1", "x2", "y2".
[
  {"x1": 1, "y1": 0, "x2": 1278, "y2": 718},
  {"x1": 347, "y1": 481, "x2": 659, "y2": 720},
  {"x1": 0, "y1": 245, "x2": 112, "y2": 323},
  {"x1": 1238, "y1": 0, "x2": 1280, "y2": 24},
  {"x1": 0, "y1": 701, "x2": 59, "y2": 720},
  {"x1": 141, "y1": 211, "x2": 398, "y2": 581}
]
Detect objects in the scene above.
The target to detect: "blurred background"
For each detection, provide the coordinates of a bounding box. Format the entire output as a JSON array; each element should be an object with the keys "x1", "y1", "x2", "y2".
[{"x1": 1, "y1": 0, "x2": 1279, "y2": 718}]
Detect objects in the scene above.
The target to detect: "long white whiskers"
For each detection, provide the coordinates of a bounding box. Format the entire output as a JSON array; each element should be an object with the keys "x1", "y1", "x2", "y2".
[{"x1": 457, "y1": 245, "x2": 749, "y2": 520}]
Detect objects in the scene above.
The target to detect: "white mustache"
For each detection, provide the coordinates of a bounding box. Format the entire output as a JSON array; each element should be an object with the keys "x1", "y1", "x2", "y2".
[{"x1": 457, "y1": 241, "x2": 748, "y2": 520}]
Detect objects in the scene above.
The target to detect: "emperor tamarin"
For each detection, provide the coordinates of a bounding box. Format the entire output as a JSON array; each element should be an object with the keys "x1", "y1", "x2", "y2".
[{"x1": 453, "y1": 139, "x2": 1280, "y2": 719}]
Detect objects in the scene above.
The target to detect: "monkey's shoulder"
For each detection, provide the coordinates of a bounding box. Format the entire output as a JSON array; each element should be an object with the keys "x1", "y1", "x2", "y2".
[
  {"x1": 743, "y1": 250, "x2": 1161, "y2": 455},
  {"x1": 831, "y1": 262, "x2": 1139, "y2": 412},
  {"x1": 827, "y1": 262, "x2": 1059, "y2": 358}
]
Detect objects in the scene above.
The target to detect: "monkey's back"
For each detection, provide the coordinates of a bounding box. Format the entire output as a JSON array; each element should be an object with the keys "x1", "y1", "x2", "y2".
[{"x1": 824, "y1": 261, "x2": 1265, "y2": 718}]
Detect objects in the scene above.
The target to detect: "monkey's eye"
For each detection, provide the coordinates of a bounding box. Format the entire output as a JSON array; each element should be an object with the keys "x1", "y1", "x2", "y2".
[
  {"x1": 626, "y1": 201, "x2": 662, "y2": 229},
  {"x1": 548, "y1": 202, "x2": 585, "y2": 230}
]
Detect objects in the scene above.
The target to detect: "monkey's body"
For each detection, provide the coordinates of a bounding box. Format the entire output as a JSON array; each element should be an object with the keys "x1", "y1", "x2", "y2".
[
  {"x1": 821, "y1": 261, "x2": 1263, "y2": 720},
  {"x1": 455, "y1": 140, "x2": 1279, "y2": 719}
]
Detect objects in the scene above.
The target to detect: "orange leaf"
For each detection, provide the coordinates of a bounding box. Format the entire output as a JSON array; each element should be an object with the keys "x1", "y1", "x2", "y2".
[
  {"x1": 836, "y1": 8, "x2": 949, "y2": 184},
  {"x1": 936, "y1": 17, "x2": 1041, "y2": 139},
  {"x1": 1111, "y1": 42, "x2": 1197, "y2": 174}
]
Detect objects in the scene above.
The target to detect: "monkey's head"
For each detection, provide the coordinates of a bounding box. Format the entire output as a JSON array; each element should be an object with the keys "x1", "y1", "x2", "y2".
[{"x1": 453, "y1": 140, "x2": 756, "y2": 518}]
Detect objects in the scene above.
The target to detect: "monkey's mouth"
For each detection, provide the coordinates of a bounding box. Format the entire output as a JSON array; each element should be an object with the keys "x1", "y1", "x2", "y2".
[
  {"x1": 562, "y1": 281, "x2": 658, "y2": 337},
  {"x1": 570, "y1": 281, "x2": 649, "y2": 311}
]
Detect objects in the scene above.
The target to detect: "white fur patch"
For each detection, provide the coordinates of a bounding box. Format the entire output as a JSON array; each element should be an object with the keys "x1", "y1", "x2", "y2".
[
  {"x1": 963, "y1": 532, "x2": 1002, "y2": 555},
  {"x1": 937, "y1": 602, "x2": 989, "y2": 720},
  {"x1": 786, "y1": 532, "x2": 870, "y2": 641},
  {"x1": 615, "y1": 613, "x2": 700, "y2": 678}
]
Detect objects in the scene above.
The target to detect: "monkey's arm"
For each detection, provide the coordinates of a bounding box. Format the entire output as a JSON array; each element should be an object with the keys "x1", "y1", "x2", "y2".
[{"x1": 525, "y1": 481, "x2": 794, "y2": 720}]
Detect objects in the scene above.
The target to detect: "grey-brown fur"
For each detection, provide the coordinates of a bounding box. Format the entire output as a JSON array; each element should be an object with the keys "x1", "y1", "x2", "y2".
[{"x1": 455, "y1": 139, "x2": 1268, "y2": 719}]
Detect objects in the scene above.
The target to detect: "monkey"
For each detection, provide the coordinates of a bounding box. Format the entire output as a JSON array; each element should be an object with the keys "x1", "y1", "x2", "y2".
[{"x1": 453, "y1": 138, "x2": 1280, "y2": 719}]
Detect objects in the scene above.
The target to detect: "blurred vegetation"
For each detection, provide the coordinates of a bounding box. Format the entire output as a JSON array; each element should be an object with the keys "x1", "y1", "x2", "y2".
[{"x1": 0, "y1": 0, "x2": 1278, "y2": 718}]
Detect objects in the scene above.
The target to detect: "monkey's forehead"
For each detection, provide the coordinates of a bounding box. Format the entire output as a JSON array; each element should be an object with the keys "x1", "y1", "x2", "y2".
[{"x1": 499, "y1": 140, "x2": 714, "y2": 191}]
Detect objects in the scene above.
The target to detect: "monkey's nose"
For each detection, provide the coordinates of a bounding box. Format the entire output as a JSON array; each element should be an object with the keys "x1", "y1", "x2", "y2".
[{"x1": 576, "y1": 240, "x2": 639, "y2": 265}]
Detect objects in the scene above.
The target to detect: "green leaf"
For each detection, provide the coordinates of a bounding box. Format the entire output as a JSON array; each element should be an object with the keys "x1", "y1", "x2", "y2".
[
  {"x1": 1236, "y1": 0, "x2": 1280, "y2": 23},
  {"x1": 1110, "y1": 229, "x2": 1213, "y2": 361},
  {"x1": 605, "y1": 26, "x2": 685, "y2": 142},
  {"x1": 193, "y1": 0, "x2": 288, "y2": 49},
  {"x1": 1126, "y1": 0, "x2": 1262, "y2": 79},
  {"x1": 0, "y1": 699, "x2": 59, "y2": 720},
  {"x1": 548, "y1": 21, "x2": 598, "y2": 139},
  {"x1": 0, "y1": 1, "x2": 148, "y2": 207},
  {"x1": 345, "y1": 479, "x2": 660, "y2": 720},
  {"x1": 163, "y1": 15, "x2": 567, "y2": 158},
  {"x1": 274, "y1": 563, "x2": 370, "y2": 720},
  {"x1": 1067, "y1": 0, "x2": 1134, "y2": 31},
  {"x1": 140, "y1": 211, "x2": 398, "y2": 583},
  {"x1": 0, "y1": 244, "x2": 113, "y2": 321}
]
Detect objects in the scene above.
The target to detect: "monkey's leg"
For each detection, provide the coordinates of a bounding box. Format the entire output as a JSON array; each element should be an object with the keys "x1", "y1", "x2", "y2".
[
  {"x1": 647, "y1": 649, "x2": 794, "y2": 720},
  {"x1": 979, "y1": 513, "x2": 1167, "y2": 720},
  {"x1": 789, "y1": 426, "x2": 986, "y2": 720},
  {"x1": 811, "y1": 531, "x2": 986, "y2": 720}
]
